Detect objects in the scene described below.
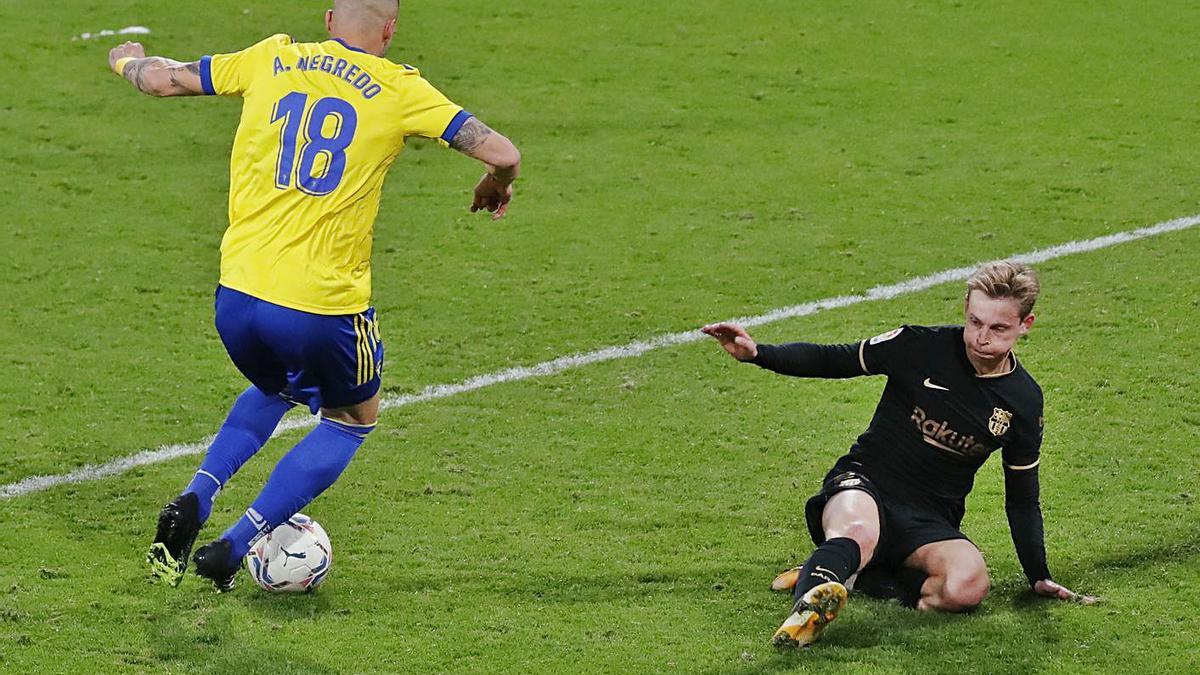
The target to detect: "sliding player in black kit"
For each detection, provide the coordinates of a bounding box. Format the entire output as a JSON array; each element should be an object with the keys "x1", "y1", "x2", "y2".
[{"x1": 702, "y1": 261, "x2": 1096, "y2": 649}]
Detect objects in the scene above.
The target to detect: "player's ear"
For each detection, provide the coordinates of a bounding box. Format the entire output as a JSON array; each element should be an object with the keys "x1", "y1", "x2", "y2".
[
  {"x1": 325, "y1": 9, "x2": 335, "y2": 34},
  {"x1": 1020, "y1": 313, "x2": 1035, "y2": 333},
  {"x1": 383, "y1": 18, "x2": 396, "y2": 46}
]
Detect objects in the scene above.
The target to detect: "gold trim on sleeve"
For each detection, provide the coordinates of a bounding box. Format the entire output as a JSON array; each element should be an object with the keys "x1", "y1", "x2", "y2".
[{"x1": 1004, "y1": 459, "x2": 1040, "y2": 471}]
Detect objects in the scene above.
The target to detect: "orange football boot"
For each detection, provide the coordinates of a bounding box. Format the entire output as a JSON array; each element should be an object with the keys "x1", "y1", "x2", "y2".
[{"x1": 771, "y1": 581, "x2": 848, "y2": 649}]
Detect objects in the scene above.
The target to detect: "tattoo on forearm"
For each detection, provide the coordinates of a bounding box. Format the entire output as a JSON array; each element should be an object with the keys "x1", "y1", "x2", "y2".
[
  {"x1": 123, "y1": 57, "x2": 198, "y2": 95},
  {"x1": 449, "y1": 117, "x2": 493, "y2": 153},
  {"x1": 122, "y1": 58, "x2": 152, "y2": 93},
  {"x1": 168, "y1": 61, "x2": 201, "y2": 90}
]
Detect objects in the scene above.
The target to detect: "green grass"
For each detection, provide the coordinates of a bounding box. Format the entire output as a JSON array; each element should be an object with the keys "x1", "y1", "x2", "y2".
[{"x1": 2, "y1": 0, "x2": 1199, "y2": 672}]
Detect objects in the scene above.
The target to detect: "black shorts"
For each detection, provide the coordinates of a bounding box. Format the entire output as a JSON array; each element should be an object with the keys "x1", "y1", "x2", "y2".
[{"x1": 804, "y1": 459, "x2": 973, "y2": 568}]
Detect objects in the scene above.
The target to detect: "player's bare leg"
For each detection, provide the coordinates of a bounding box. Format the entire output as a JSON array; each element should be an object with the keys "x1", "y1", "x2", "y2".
[
  {"x1": 772, "y1": 490, "x2": 878, "y2": 648},
  {"x1": 903, "y1": 539, "x2": 989, "y2": 612},
  {"x1": 322, "y1": 392, "x2": 380, "y2": 427},
  {"x1": 771, "y1": 489, "x2": 879, "y2": 592}
]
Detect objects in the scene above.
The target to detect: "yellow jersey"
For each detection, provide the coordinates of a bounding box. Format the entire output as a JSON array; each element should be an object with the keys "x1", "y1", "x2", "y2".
[{"x1": 200, "y1": 34, "x2": 469, "y2": 314}]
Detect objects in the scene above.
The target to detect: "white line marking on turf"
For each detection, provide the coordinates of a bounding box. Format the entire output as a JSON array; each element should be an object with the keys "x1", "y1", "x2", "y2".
[
  {"x1": 2, "y1": 215, "x2": 1197, "y2": 500},
  {"x1": 73, "y1": 26, "x2": 151, "y2": 41}
]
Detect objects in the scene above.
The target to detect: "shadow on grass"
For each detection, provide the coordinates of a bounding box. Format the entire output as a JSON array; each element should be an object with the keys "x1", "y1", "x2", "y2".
[
  {"x1": 689, "y1": 570, "x2": 1070, "y2": 675},
  {"x1": 139, "y1": 590, "x2": 340, "y2": 674},
  {"x1": 363, "y1": 562, "x2": 769, "y2": 604},
  {"x1": 1082, "y1": 535, "x2": 1200, "y2": 574},
  {"x1": 707, "y1": 593, "x2": 1061, "y2": 675},
  {"x1": 710, "y1": 524, "x2": 1200, "y2": 673}
]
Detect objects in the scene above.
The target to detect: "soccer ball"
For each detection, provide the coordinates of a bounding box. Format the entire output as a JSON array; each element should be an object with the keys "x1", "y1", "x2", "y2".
[{"x1": 244, "y1": 513, "x2": 333, "y2": 592}]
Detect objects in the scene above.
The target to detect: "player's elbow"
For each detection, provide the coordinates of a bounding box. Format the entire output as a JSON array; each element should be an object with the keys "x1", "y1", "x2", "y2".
[
  {"x1": 484, "y1": 131, "x2": 520, "y2": 169},
  {"x1": 493, "y1": 144, "x2": 521, "y2": 171}
]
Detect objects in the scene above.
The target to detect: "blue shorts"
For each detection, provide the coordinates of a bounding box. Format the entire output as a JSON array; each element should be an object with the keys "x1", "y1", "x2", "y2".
[{"x1": 214, "y1": 285, "x2": 384, "y2": 413}]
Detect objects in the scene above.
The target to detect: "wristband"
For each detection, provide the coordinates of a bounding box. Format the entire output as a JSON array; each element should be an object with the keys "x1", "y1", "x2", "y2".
[{"x1": 114, "y1": 57, "x2": 135, "y2": 76}]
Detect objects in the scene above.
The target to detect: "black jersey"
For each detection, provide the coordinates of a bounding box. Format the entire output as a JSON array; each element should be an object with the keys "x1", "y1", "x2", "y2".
[
  {"x1": 751, "y1": 324, "x2": 1051, "y2": 583},
  {"x1": 853, "y1": 324, "x2": 1042, "y2": 504},
  {"x1": 756, "y1": 324, "x2": 1042, "y2": 505}
]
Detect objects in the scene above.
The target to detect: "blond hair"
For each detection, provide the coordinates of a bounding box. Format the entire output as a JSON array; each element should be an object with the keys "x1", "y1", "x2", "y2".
[{"x1": 966, "y1": 261, "x2": 1040, "y2": 317}]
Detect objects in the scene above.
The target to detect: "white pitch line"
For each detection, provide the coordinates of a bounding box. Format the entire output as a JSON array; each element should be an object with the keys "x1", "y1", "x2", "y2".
[{"x1": 2, "y1": 214, "x2": 1197, "y2": 500}]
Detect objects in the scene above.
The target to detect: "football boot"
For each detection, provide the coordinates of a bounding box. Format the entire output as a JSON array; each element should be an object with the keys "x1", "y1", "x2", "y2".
[
  {"x1": 193, "y1": 539, "x2": 240, "y2": 592},
  {"x1": 146, "y1": 493, "x2": 201, "y2": 587},
  {"x1": 771, "y1": 581, "x2": 848, "y2": 649},
  {"x1": 770, "y1": 566, "x2": 801, "y2": 592}
]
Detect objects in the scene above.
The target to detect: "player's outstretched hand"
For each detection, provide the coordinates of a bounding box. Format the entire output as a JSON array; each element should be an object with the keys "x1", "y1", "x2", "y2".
[
  {"x1": 109, "y1": 41, "x2": 145, "y2": 71},
  {"x1": 701, "y1": 322, "x2": 758, "y2": 361},
  {"x1": 1034, "y1": 579, "x2": 1100, "y2": 604},
  {"x1": 471, "y1": 173, "x2": 513, "y2": 221}
]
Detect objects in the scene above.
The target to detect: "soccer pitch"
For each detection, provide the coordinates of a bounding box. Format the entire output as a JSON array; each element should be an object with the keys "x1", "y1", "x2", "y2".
[{"x1": 2, "y1": 0, "x2": 1198, "y2": 672}]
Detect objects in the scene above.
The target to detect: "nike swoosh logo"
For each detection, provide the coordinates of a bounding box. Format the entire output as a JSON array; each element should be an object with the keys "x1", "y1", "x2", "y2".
[{"x1": 923, "y1": 378, "x2": 950, "y2": 391}]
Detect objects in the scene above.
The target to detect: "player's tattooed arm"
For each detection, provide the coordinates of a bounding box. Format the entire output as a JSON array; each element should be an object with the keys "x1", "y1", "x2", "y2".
[
  {"x1": 121, "y1": 57, "x2": 204, "y2": 96},
  {"x1": 109, "y1": 42, "x2": 205, "y2": 97},
  {"x1": 448, "y1": 116, "x2": 521, "y2": 220},
  {"x1": 167, "y1": 60, "x2": 203, "y2": 92},
  {"x1": 120, "y1": 58, "x2": 153, "y2": 92},
  {"x1": 449, "y1": 117, "x2": 521, "y2": 185},
  {"x1": 448, "y1": 117, "x2": 493, "y2": 153}
]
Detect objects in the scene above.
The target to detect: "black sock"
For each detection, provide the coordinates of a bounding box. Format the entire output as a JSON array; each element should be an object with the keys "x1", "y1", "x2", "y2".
[
  {"x1": 793, "y1": 537, "x2": 861, "y2": 603},
  {"x1": 895, "y1": 567, "x2": 928, "y2": 609}
]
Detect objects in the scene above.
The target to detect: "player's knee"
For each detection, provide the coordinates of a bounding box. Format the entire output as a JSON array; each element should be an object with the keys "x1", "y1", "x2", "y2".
[
  {"x1": 828, "y1": 520, "x2": 878, "y2": 563},
  {"x1": 940, "y1": 570, "x2": 990, "y2": 612}
]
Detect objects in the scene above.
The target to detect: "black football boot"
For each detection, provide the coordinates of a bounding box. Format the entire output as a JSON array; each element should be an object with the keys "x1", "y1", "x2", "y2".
[
  {"x1": 146, "y1": 493, "x2": 202, "y2": 587},
  {"x1": 193, "y1": 539, "x2": 240, "y2": 592}
]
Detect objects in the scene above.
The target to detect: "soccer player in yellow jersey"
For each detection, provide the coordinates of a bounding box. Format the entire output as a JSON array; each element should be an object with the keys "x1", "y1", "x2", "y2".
[{"x1": 108, "y1": 0, "x2": 521, "y2": 590}]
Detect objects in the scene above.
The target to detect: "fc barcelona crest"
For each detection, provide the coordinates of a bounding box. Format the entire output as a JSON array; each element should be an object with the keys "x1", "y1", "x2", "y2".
[{"x1": 988, "y1": 408, "x2": 1013, "y2": 436}]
